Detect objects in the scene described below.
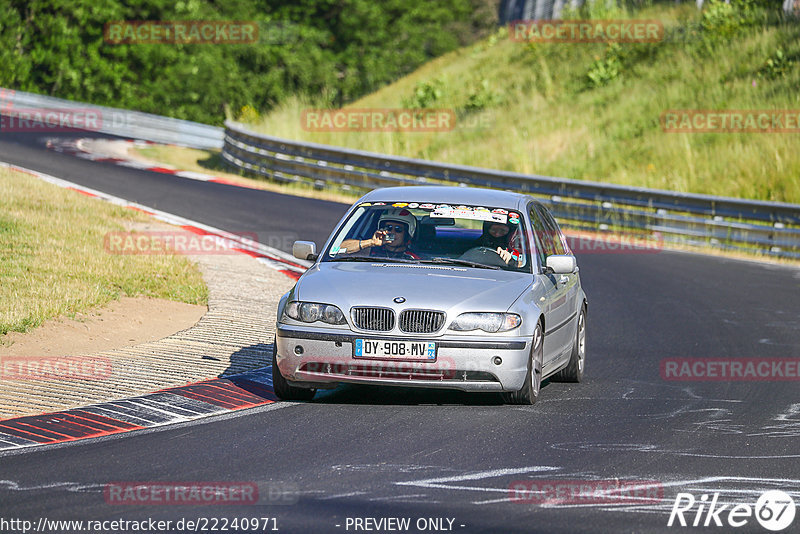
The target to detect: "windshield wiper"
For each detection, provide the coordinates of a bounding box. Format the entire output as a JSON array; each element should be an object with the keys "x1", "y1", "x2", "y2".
[
  {"x1": 419, "y1": 257, "x2": 502, "y2": 270},
  {"x1": 329, "y1": 256, "x2": 416, "y2": 264}
]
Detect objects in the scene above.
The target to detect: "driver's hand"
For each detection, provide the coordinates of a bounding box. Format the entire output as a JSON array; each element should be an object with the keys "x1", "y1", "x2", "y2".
[
  {"x1": 496, "y1": 247, "x2": 513, "y2": 263},
  {"x1": 372, "y1": 230, "x2": 388, "y2": 246}
]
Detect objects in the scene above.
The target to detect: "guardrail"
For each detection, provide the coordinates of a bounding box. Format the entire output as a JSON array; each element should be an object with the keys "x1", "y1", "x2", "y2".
[
  {"x1": 0, "y1": 88, "x2": 223, "y2": 149},
  {"x1": 222, "y1": 120, "x2": 800, "y2": 259}
]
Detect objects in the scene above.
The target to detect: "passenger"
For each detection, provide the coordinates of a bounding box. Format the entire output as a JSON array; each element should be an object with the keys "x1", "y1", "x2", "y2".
[{"x1": 341, "y1": 209, "x2": 421, "y2": 260}]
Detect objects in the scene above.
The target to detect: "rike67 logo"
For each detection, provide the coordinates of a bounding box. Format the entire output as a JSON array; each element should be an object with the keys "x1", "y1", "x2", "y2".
[{"x1": 668, "y1": 490, "x2": 796, "y2": 531}]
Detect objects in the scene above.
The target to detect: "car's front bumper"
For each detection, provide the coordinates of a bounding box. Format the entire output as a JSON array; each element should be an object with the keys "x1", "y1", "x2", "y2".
[{"x1": 276, "y1": 325, "x2": 532, "y2": 392}]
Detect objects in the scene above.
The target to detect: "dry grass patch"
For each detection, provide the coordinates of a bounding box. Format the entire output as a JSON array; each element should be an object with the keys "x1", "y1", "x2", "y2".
[{"x1": 0, "y1": 167, "x2": 207, "y2": 336}]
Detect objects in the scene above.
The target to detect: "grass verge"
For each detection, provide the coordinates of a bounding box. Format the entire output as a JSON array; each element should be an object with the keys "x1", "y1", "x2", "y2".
[{"x1": 0, "y1": 166, "x2": 208, "y2": 337}]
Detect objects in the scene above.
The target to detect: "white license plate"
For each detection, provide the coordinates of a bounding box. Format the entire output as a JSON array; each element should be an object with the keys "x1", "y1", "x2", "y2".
[{"x1": 354, "y1": 339, "x2": 437, "y2": 360}]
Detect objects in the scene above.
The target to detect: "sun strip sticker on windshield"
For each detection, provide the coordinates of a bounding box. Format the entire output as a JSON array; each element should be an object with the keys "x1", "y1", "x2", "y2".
[
  {"x1": 359, "y1": 202, "x2": 519, "y2": 224},
  {"x1": 359, "y1": 202, "x2": 515, "y2": 224},
  {"x1": 431, "y1": 207, "x2": 508, "y2": 223}
]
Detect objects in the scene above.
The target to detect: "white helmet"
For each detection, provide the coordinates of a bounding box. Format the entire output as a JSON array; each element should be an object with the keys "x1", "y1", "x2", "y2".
[{"x1": 378, "y1": 209, "x2": 417, "y2": 238}]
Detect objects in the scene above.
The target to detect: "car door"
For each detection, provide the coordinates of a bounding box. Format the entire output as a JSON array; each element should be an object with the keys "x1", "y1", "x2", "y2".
[
  {"x1": 536, "y1": 204, "x2": 580, "y2": 363},
  {"x1": 528, "y1": 203, "x2": 572, "y2": 368}
]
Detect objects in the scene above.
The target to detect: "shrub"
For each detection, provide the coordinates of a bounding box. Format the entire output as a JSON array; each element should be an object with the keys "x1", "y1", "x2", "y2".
[
  {"x1": 700, "y1": 0, "x2": 769, "y2": 40},
  {"x1": 464, "y1": 78, "x2": 502, "y2": 112},
  {"x1": 403, "y1": 79, "x2": 446, "y2": 109},
  {"x1": 758, "y1": 48, "x2": 793, "y2": 79},
  {"x1": 586, "y1": 44, "x2": 623, "y2": 89}
]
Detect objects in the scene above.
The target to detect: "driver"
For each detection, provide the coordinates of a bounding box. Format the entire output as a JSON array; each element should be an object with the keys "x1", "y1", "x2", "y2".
[
  {"x1": 476, "y1": 220, "x2": 522, "y2": 265},
  {"x1": 341, "y1": 209, "x2": 421, "y2": 259}
]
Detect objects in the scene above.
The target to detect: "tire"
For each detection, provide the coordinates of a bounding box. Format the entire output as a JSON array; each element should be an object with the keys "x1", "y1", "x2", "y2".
[
  {"x1": 502, "y1": 321, "x2": 543, "y2": 405},
  {"x1": 271, "y1": 336, "x2": 316, "y2": 401},
  {"x1": 553, "y1": 306, "x2": 585, "y2": 383}
]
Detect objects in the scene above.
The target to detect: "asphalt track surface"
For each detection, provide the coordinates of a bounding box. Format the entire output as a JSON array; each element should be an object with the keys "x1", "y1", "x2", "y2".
[{"x1": 1, "y1": 129, "x2": 799, "y2": 533}]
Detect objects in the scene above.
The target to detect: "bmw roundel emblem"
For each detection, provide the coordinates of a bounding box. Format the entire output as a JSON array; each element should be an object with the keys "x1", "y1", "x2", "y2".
[{"x1": 393, "y1": 296, "x2": 406, "y2": 304}]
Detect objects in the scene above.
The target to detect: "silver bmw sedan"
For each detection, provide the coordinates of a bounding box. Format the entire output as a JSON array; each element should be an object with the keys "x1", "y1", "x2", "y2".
[{"x1": 273, "y1": 186, "x2": 587, "y2": 404}]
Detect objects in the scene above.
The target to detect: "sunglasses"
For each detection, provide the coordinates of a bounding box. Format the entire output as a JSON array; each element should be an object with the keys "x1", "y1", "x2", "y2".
[{"x1": 380, "y1": 224, "x2": 405, "y2": 233}]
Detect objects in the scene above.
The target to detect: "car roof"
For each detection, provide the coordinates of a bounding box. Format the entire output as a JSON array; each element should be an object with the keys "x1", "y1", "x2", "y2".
[{"x1": 360, "y1": 186, "x2": 531, "y2": 210}]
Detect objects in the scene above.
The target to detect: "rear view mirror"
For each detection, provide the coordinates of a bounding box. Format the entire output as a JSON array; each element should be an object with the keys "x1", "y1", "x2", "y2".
[
  {"x1": 545, "y1": 255, "x2": 576, "y2": 274},
  {"x1": 293, "y1": 241, "x2": 317, "y2": 261},
  {"x1": 419, "y1": 216, "x2": 455, "y2": 227}
]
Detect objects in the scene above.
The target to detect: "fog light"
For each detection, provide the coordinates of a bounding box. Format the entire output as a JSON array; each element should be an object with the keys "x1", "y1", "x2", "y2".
[
  {"x1": 492, "y1": 356, "x2": 502, "y2": 366},
  {"x1": 294, "y1": 345, "x2": 304, "y2": 355}
]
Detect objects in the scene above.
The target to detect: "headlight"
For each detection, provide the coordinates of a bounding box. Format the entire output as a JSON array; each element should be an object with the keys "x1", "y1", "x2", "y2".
[
  {"x1": 283, "y1": 302, "x2": 346, "y2": 325},
  {"x1": 449, "y1": 312, "x2": 521, "y2": 333}
]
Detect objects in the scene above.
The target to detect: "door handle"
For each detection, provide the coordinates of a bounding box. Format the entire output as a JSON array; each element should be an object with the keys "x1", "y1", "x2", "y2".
[{"x1": 558, "y1": 275, "x2": 569, "y2": 285}]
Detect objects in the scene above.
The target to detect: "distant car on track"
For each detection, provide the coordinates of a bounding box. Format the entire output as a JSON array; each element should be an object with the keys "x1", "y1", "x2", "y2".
[{"x1": 273, "y1": 186, "x2": 587, "y2": 404}]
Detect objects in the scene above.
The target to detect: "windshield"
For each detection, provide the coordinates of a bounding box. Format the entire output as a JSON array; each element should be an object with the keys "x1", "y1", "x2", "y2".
[{"x1": 323, "y1": 202, "x2": 531, "y2": 273}]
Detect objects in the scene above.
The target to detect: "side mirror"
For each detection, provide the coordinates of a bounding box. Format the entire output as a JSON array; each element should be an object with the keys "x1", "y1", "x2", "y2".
[
  {"x1": 292, "y1": 241, "x2": 317, "y2": 261},
  {"x1": 545, "y1": 255, "x2": 576, "y2": 274}
]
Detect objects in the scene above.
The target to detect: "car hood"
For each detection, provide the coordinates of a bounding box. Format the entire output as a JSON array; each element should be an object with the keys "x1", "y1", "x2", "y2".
[{"x1": 295, "y1": 262, "x2": 533, "y2": 313}]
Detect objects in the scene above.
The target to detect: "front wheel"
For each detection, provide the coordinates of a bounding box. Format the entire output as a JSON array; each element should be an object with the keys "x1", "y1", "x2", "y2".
[
  {"x1": 271, "y1": 336, "x2": 316, "y2": 401},
  {"x1": 553, "y1": 306, "x2": 585, "y2": 383},
  {"x1": 502, "y1": 321, "x2": 543, "y2": 405}
]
